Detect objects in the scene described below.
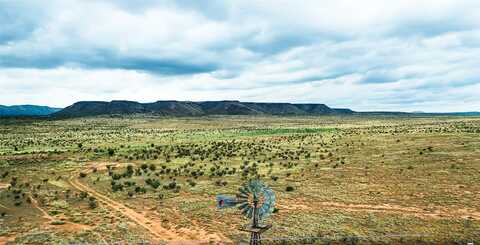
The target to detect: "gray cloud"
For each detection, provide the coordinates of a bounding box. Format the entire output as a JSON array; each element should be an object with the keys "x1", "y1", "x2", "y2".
[
  {"x1": 0, "y1": 0, "x2": 479, "y2": 112},
  {"x1": 0, "y1": 1, "x2": 45, "y2": 44}
]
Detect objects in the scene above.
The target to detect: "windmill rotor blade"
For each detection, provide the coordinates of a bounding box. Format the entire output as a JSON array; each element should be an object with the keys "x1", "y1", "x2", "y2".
[
  {"x1": 242, "y1": 206, "x2": 252, "y2": 216},
  {"x1": 236, "y1": 198, "x2": 248, "y2": 204},
  {"x1": 236, "y1": 193, "x2": 248, "y2": 199},
  {"x1": 237, "y1": 202, "x2": 249, "y2": 210},
  {"x1": 221, "y1": 180, "x2": 275, "y2": 220}
]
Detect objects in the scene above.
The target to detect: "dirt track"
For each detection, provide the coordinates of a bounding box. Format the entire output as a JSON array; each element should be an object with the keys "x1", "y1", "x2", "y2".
[
  {"x1": 0, "y1": 235, "x2": 16, "y2": 245},
  {"x1": 68, "y1": 164, "x2": 231, "y2": 244},
  {"x1": 279, "y1": 199, "x2": 480, "y2": 220}
]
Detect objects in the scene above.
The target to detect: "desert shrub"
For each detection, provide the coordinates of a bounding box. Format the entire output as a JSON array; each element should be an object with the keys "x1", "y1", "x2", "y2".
[
  {"x1": 51, "y1": 200, "x2": 69, "y2": 209},
  {"x1": 51, "y1": 220, "x2": 66, "y2": 225},
  {"x1": 127, "y1": 191, "x2": 134, "y2": 198},
  {"x1": 10, "y1": 177, "x2": 17, "y2": 187},
  {"x1": 187, "y1": 179, "x2": 196, "y2": 187},
  {"x1": 88, "y1": 199, "x2": 97, "y2": 209},
  {"x1": 145, "y1": 178, "x2": 161, "y2": 189},
  {"x1": 79, "y1": 172, "x2": 87, "y2": 178},
  {"x1": 215, "y1": 180, "x2": 228, "y2": 186},
  {"x1": 134, "y1": 186, "x2": 146, "y2": 193},
  {"x1": 1, "y1": 171, "x2": 9, "y2": 178},
  {"x1": 285, "y1": 186, "x2": 295, "y2": 192},
  {"x1": 108, "y1": 148, "x2": 115, "y2": 156},
  {"x1": 112, "y1": 173, "x2": 122, "y2": 180},
  {"x1": 123, "y1": 181, "x2": 135, "y2": 187},
  {"x1": 163, "y1": 181, "x2": 177, "y2": 190},
  {"x1": 79, "y1": 191, "x2": 88, "y2": 199},
  {"x1": 135, "y1": 169, "x2": 142, "y2": 176},
  {"x1": 111, "y1": 182, "x2": 123, "y2": 192}
]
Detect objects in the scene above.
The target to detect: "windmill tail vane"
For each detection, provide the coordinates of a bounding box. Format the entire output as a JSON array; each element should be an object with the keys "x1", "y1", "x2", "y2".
[{"x1": 216, "y1": 195, "x2": 240, "y2": 209}]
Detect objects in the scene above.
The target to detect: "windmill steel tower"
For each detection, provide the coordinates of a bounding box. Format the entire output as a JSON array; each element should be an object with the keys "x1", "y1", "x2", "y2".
[{"x1": 217, "y1": 180, "x2": 275, "y2": 245}]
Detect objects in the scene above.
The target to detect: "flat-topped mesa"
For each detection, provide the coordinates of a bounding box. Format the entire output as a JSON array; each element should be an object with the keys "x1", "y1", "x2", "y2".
[{"x1": 53, "y1": 100, "x2": 355, "y2": 118}]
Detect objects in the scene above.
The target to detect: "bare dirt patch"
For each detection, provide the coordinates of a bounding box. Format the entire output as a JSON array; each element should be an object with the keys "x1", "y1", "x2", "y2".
[
  {"x1": 0, "y1": 183, "x2": 10, "y2": 190},
  {"x1": 0, "y1": 234, "x2": 16, "y2": 245}
]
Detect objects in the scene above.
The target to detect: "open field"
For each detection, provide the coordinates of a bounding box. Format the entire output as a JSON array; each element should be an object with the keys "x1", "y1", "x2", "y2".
[{"x1": 0, "y1": 115, "x2": 479, "y2": 244}]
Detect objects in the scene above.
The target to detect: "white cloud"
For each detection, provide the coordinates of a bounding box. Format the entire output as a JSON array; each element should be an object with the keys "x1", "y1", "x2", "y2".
[{"x1": 0, "y1": 0, "x2": 479, "y2": 112}]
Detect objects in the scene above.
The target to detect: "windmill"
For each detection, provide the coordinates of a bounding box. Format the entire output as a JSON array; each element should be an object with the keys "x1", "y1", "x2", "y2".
[{"x1": 217, "y1": 180, "x2": 275, "y2": 245}]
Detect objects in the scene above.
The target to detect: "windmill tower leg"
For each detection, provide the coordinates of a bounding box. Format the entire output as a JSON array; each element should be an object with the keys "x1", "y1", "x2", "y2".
[{"x1": 250, "y1": 232, "x2": 261, "y2": 245}]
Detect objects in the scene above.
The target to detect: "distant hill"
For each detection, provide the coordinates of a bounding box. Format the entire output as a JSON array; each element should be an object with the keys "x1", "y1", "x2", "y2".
[
  {"x1": 424, "y1": 112, "x2": 480, "y2": 116},
  {"x1": 2, "y1": 101, "x2": 477, "y2": 118},
  {"x1": 357, "y1": 111, "x2": 480, "y2": 116},
  {"x1": 53, "y1": 100, "x2": 354, "y2": 118},
  {"x1": 0, "y1": 105, "x2": 61, "y2": 117}
]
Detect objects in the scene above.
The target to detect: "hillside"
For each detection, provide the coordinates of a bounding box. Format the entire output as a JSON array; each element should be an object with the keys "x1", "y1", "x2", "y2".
[
  {"x1": 0, "y1": 105, "x2": 61, "y2": 116},
  {"x1": 53, "y1": 100, "x2": 354, "y2": 118}
]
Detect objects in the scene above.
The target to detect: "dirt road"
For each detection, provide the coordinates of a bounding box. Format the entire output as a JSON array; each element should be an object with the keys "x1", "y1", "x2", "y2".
[
  {"x1": 68, "y1": 163, "x2": 231, "y2": 244},
  {"x1": 279, "y1": 199, "x2": 480, "y2": 220}
]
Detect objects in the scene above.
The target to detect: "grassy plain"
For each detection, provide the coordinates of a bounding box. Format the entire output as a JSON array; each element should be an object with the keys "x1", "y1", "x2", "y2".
[{"x1": 0, "y1": 115, "x2": 479, "y2": 244}]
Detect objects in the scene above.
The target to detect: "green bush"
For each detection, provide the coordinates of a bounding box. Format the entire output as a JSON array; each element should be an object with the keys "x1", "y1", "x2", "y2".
[{"x1": 108, "y1": 148, "x2": 115, "y2": 156}]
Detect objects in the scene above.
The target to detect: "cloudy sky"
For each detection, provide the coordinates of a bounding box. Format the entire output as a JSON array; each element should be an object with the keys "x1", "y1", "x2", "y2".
[{"x1": 1, "y1": 0, "x2": 479, "y2": 112}]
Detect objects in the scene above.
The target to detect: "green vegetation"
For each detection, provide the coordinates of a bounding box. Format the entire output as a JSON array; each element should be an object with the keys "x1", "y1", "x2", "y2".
[{"x1": 0, "y1": 115, "x2": 479, "y2": 244}]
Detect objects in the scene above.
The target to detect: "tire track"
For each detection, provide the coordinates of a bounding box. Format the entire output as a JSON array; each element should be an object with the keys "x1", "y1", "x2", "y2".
[
  {"x1": 68, "y1": 177, "x2": 178, "y2": 242},
  {"x1": 68, "y1": 165, "x2": 231, "y2": 244}
]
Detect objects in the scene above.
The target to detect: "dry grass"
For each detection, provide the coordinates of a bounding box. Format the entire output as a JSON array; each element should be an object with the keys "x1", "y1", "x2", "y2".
[{"x1": 0, "y1": 115, "x2": 479, "y2": 244}]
